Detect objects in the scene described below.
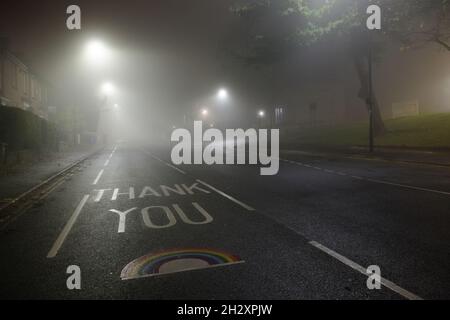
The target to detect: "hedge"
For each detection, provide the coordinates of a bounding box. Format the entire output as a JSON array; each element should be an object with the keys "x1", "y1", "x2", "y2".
[{"x1": 0, "y1": 106, "x2": 59, "y2": 151}]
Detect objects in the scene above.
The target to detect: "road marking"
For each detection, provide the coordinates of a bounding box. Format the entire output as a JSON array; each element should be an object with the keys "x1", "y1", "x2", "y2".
[
  {"x1": 281, "y1": 149, "x2": 450, "y2": 170},
  {"x1": 47, "y1": 195, "x2": 90, "y2": 258},
  {"x1": 165, "y1": 163, "x2": 186, "y2": 174},
  {"x1": 309, "y1": 241, "x2": 423, "y2": 300},
  {"x1": 122, "y1": 260, "x2": 245, "y2": 280},
  {"x1": 104, "y1": 159, "x2": 110, "y2": 166},
  {"x1": 364, "y1": 177, "x2": 450, "y2": 196},
  {"x1": 282, "y1": 158, "x2": 450, "y2": 196},
  {"x1": 196, "y1": 179, "x2": 255, "y2": 211},
  {"x1": 92, "y1": 169, "x2": 104, "y2": 185},
  {"x1": 142, "y1": 150, "x2": 187, "y2": 175}
]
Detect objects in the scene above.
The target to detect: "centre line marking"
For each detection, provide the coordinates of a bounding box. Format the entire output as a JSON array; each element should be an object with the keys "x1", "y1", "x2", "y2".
[
  {"x1": 309, "y1": 241, "x2": 423, "y2": 300},
  {"x1": 92, "y1": 169, "x2": 104, "y2": 185},
  {"x1": 47, "y1": 195, "x2": 90, "y2": 258},
  {"x1": 104, "y1": 159, "x2": 110, "y2": 166},
  {"x1": 196, "y1": 179, "x2": 255, "y2": 211}
]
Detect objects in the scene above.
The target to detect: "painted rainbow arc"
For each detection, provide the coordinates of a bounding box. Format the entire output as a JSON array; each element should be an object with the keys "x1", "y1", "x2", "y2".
[{"x1": 120, "y1": 248, "x2": 243, "y2": 280}]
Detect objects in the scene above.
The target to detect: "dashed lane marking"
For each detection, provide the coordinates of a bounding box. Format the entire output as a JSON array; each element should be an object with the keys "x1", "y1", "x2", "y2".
[
  {"x1": 309, "y1": 241, "x2": 423, "y2": 300},
  {"x1": 92, "y1": 169, "x2": 104, "y2": 185},
  {"x1": 281, "y1": 158, "x2": 450, "y2": 196}
]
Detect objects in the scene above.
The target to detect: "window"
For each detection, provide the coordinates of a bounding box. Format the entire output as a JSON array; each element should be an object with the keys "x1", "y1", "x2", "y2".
[
  {"x1": 12, "y1": 64, "x2": 18, "y2": 89},
  {"x1": 23, "y1": 72, "x2": 29, "y2": 95},
  {"x1": 275, "y1": 106, "x2": 285, "y2": 125},
  {"x1": 31, "y1": 77, "x2": 35, "y2": 98}
]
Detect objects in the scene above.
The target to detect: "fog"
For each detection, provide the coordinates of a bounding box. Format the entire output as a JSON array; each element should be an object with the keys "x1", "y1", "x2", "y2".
[{"x1": 1, "y1": 0, "x2": 449, "y2": 148}]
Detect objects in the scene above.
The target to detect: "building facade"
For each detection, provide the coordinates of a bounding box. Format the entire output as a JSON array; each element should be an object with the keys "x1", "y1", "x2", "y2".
[{"x1": 0, "y1": 46, "x2": 50, "y2": 119}]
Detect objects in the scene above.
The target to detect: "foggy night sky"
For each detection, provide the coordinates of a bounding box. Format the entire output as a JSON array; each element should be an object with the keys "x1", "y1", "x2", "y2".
[{"x1": 1, "y1": 0, "x2": 449, "y2": 134}]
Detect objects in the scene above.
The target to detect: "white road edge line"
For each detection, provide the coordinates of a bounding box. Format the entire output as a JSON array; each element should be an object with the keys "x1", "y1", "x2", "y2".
[
  {"x1": 47, "y1": 195, "x2": 90, "y2": 258},
  {"x1": 309, "y1": 241, "x2": 423, "y2": 300},
  {"x1": 282, "y1": 158, "x2": 450, "y2": 196},
  {"x1": 364, "y1": 178, "x2": 450, "y2": 196},
  {"x1": 196, "y1": 179, "x2": 255, "y2": 211},
  {"x1": 92, "y1": 169, "x2": 104, "y2": 185}
]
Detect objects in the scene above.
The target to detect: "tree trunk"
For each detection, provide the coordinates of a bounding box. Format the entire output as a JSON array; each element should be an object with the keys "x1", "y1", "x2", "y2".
[{"x1": 353, "y1": 55, "x2": 386, "y2": 136}]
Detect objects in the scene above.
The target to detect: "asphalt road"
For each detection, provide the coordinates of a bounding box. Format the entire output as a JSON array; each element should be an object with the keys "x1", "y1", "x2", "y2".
[{"x1": 0, "y1": 142, "x2": 449, "y2": 299}]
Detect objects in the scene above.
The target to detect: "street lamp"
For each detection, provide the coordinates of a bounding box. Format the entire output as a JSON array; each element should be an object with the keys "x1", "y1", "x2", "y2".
[
  {"x1": 258, "y1": 110, "x2": 265, "y2": 128},
  {"x1": 217, "y1": 88, "x2": 228, "y2": 101},
  {"x1": 201, "y1": 108, "x2": 209, "y2": 117},
  {"x1": 101, "y1": 82, "x2": 115, "y2": 96},
  {"x1": 84, "y1": 40, "x2": 111, "y2": 65}
]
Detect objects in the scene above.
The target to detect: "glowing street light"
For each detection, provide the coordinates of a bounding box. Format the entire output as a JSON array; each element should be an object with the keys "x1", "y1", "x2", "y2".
[
  {"x1": 201, "y1": 108, "x2": 209, "y2": 117},
  {"x1": 101, "y1": 82, "x2": 115, "y2": 96},
  {"x1": 258, "y1": 110, "x2": 265, "y2": 118},
  {"x1": 84, "y1": 40, "x2": 111, "y2": 65},
  {"x1": 114, "y1": 103, "x2": 119, "y2": 110},
  {"x1": 217, "y1": 88, "x2": 228, "y2": 101}
]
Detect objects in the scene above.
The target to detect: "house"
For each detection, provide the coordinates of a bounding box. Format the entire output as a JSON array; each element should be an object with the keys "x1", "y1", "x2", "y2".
[{"x1": 0, "y1": 42, "x2": 50, "y2": 120}]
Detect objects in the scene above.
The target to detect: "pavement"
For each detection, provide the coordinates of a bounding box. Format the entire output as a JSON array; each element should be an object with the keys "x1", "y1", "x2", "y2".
[
  {"x1": 0, "y1": 147, "x2": 99, "y2": 204},
  {"x1": 0, "y1": 142, "x2": 449, "y2": 299}
]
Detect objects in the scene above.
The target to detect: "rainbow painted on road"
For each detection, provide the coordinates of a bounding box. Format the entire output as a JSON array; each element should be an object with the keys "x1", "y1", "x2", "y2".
[{"x1": 120, "y1": 248, "x2": 244, "y2": 280}]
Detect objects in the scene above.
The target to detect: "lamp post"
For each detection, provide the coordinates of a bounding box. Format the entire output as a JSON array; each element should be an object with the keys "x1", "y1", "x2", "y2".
[{"x1": 98, "y1": 81, "x2": 116, "y2": 145}]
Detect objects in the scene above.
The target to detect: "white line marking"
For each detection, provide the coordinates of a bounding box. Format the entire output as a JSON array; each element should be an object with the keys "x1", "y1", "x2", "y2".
[
  {"x1": 309, "y1": 241, "x2": 423, "y2": 300},
  {"x1": 92, "y1": 169, "x2": 104, "y2": 185},
  {"x1": 363, "y1": 178, "x2": 450, "y2": 196},
  {"x1": 47, "y1": 195, "x2": 90, "y2": 258},
  {"x1": 143, "y1": 151, "x2": 187, "y2": 175},
  {"x1": 196, "y1": 179, "x2": 255, "y2": 211},
  {"x1": 282, "y1": 158, "x2": 450, "y2": 196},
  {"x1": 165, "y1": 163, "x2": 186, "y2": 175},
  {"x1": 104, "y1": 159, "x2": 110, "y2": 166}
]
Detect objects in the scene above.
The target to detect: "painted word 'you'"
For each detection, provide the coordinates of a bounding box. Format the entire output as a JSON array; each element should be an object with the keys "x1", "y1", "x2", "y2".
[{"x1": 109, "y1": 202, "x2": 213, "y2": 233}]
